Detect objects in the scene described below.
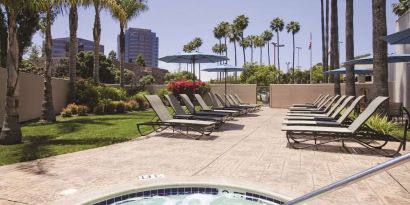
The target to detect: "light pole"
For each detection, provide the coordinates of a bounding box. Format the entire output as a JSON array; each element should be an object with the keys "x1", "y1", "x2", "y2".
[
  {"x1": 272, "y1": 42, "x2": 285, "y2": 70},
  {"x1": 296, "y1": 46, "x2": 302, "y2": 69}
]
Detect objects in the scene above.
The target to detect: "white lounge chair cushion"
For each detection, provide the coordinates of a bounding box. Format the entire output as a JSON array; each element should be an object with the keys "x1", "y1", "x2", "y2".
[
  {"x1": 282, "y1": 120, "x2": 339, "y2": 126},
  {"x1": 281, "y1": 125, "x2": 350, "y2": 133},
  {"x1": 167, "y1": 119, "x2": 215, "y2": 126}
]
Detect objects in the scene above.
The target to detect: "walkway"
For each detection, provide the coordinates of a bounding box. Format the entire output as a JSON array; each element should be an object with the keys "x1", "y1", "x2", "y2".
[{"x1": 0, "y1": 108, "x2": 409, "y2": 204}]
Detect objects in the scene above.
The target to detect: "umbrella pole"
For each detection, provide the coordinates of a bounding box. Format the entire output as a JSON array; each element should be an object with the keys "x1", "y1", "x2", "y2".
[{"x1": 225, "y1": 70, "x2": 227, "y2": 107}]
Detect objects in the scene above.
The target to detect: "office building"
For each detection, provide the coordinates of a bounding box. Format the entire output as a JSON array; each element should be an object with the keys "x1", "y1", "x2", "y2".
[{"x1": 50, "y1": 37, "x2": 104, "y2": 57}]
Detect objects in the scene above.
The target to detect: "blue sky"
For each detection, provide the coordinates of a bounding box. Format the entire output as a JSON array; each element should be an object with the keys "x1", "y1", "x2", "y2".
[{"x1": 32, "y1": 0, "x2": 399, "y2": 81}]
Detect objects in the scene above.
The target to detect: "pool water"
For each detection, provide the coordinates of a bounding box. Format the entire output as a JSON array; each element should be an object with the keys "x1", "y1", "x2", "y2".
[{"x1": 114, "y1": 193, "x2": 279, "y2": 205}]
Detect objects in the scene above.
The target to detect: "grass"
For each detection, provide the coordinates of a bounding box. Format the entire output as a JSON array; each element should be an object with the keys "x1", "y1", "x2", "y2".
[{"x1": 0, "y1": 111, "x2": 156, "y2": 166}]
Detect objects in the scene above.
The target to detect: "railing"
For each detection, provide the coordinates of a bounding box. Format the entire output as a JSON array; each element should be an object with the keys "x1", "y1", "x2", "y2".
[{"x1": 284, "y1": 152, "x2": 410, "y2": 205}]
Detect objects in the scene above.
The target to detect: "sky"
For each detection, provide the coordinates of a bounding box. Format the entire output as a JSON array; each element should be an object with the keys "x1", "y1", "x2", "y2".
[{"x1": 32, "y1": 0, "x2": 400, "y2": 81}]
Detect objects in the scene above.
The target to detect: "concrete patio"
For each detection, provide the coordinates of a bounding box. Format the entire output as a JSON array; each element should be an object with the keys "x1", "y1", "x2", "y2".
[{"x1": 0, "y1": 108, "x2": 409, "y2": 205}]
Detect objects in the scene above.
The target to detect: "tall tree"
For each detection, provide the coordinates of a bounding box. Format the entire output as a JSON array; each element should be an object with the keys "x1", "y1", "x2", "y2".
[
  {"x1": 229, "y1": 24, "x2": 240, "y2": 66},
  {"x1": 86, "y1": 0, "x2": 124, "y2": 83},
  {"x1": 218, "y1": 21, "x2": 230, "y2": 58},
  {"x1": 0, "y1": 7, "x2": 6, "y2": 68},
  {"x1": 0, "y1": 0, "x2": 43, "y2": 144},
  {"x1": 286, "y1": 21, "x2": 301, "y2": 84},
  {"x1": 330, "y1": 0, "x2": 340, "y2": 94},
  {"x1": 239, "y1": 38, "x2": 250, "y2": 64},
  {"x1": 321, "y1": 0, "x2": 328, "y2": 83},
  {"x1": 233, "y1": 15, "x2": 249, "y2": 65},
  {"x1": 261, "y1": 30, "x2": 273, "y2": 65},
  {"x1": 254, "y1": 36, "x2": 265, "y2": 65},
  {"x1": 68, "y1": 0, "x2": 79, "y2": 103},
  {"x1": 373, "y1": 0, "x2": 389, "y2": 111},
  {"x1": 113, "y1": 0, "x2": 147, "y2": 88},
  {"x1": 345, "y1": 0, "x2": 356, "y2": 96},
  {"x1": 392, "y1": 0, "x2": 410, "y2": 16},
  {"x1": 270, "y1": 17, "x2": 285, "y2": 70}
]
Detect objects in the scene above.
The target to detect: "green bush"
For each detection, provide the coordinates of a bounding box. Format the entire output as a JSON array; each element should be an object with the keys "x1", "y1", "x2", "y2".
[
  {"x1": 116, "y1": 101, "x2": 126, "y2": 113},
  {"x1": 127, "y1": 100, "x2": 139, "y2": 111},
  {"x1": 124, "y1": 102, "x2": 132, "y2": 112},
  {"x1": 77, "y1": 105, "x2": 89, "y2": 116},
  {"x1": 105, "y1": 101, "x2": 117, "y2": 114},
  {"x1": 97, "y1": 86, "x2": 126, "y2": 101},
  {"x1": 66, "y1": 103, "x2": 79, "y2": 115},
  {"x1": 139, "y1": 75, "x2": 155, "y2": 86},
  {"x1": 365, "y1": 114, "x2": 402, "y2": 136},
  {"x1": 93, "y1": 104, "x2": 105, "y2": 115},
  {"x1": 157, "y1": 88, "x2": 169, "y2": 106},
  {"x1": 130, "y1": 91, "x2": 149, "y2": 110},
  {"x1": 61, "y1": 107, "x2": 73, "y2": 117},
  {"x1": 75, "y1": 80, "x2": 99, "y2": 109}
]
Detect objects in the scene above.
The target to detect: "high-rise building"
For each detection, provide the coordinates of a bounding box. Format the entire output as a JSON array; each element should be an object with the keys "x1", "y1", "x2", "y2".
[
  {"x1": 50, "y1": 37, "x2": 104, "y2": 57},
  {"x1": 119, "y1": 28, "x2": 159, "y2": 67}
]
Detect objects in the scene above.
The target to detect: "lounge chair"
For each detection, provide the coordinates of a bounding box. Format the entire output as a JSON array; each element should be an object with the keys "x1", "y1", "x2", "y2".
[
  {"x1": 289, "y1": 95, "x2": 338, "y2": 112},
  {"x1": 227, "y1": 94, "x2": 260, "y2": 111},
  {"x1": 233, "y1": 94, "x2": 262, "y2": 109},
  {"x1": 287, "y1": 95, "x2": 346, "y2": 115},
  {"x1": 292, "y1": 94, "x2": 325, "y2": 107},
  {"x1": 290, "y1": 94, "x2": 330, "y2": 109},
  {"x1": 282, "y1": 96, "x2": 408, "y2": 157},
  {"x1": 285, "y1": 95, "x2": 362, "y2": 121},
  {"x1": 208, "y1": 92, "x2": 248, "y2": 113},
  {"x1": 136, "y1": 95, "x2": 217, "y2": 139},
  {"x1": 165, "y1": 94, "x2": 226, "y2": 125},
  {"x1": 179, "y1": 94, "x2": 238, "y2": 117},
  {"x1": 214, "y1": 93, "x2": 250, "y2": 113},
  {"x1": 192, "y1": 94, "x2": 245, "y2": 116}
]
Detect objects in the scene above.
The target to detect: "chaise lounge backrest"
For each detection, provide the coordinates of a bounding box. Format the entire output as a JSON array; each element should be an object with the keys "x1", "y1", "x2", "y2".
[
  {"x1": 179, "y1": 94, "x2": 197, "y2": 113},
  {"x1": 334, "y1": 95, "x2": 363, "y2": 122},
  {"x1": 325, "y1": 95, "x2": 346, "y2": 115},
  {"x1": 165, "y1": 95, "x2": 187, "y2": 115},
  {"x1": 194, "y1": 94, "x2": 213, "y2": 111},
  {"x1": 208, "y1": 92, "x2": 223, "y2": 107},
  {"x1": 347, "y1": 96, "x2": 389, "y2": 132},
  {"x1": 145, "y1": 95, "x2": 173, "y2": 122}
]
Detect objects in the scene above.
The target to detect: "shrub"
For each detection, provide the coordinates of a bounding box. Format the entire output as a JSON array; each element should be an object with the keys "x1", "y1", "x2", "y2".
[
  {"x1": 116, "y1": 101, "x2": 126, "y2": 113},
  {"x1": 365, "y1": 114, "x2": 402, "y2": 136},
  {"x1": 66, "y1": 103, "x2": 79, "y2": 115},
  {"x1": 139, "y1": 75, "x2": 155, "y2": 86},
  {"x1": 75, "y1": 79, "x2": 99, "y2": 109},
  {"x1": 157, "y1": 88, "x2": 169, "y2": 105},
  {"x1": 105, "y1": 101, "x2": 117, "y2": 114},
  {"x1": 124, "y1": 102, "x2": 133, "y2": 112},
  {"x1": 127, "y1": 100, "x2": 139, "y2": 111},
  {"x1": 61, "y1": 107, "x2": 73, "y2": 117},
  {"x1": 97, "y1": 86, "x2": 126, "y2": 101},
  {"x1": 167, "y1": 80, "x2": 210, "y2": 96},
  {"x1": 94, "y1": 104, "x2": 105, "y2": 115},
  {"x1": 130, "y1": 91, "x2": 149, "y2": 110},
  {"x1": 77, "y1": 105, "x2": 89, "y2": 116}
]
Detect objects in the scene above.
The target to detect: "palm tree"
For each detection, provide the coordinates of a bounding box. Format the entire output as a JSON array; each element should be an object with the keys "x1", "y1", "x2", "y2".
[
  {"x1": 321, "y1": 0, "x2": 328, "y2": 83},
  {"x1": 330, "y1": 0, "x2": 340, "y2": 94},
  {"x1": 247, "y1": 35, "x2": 256, "y2": 63},
  {"x1": 270, "y1": 17, "x2": 285, "y2": 70},
  {"x1": 239, "y1": 38, "x2": 250, "y2": 64},
  {"x1": 213, "y1": 25, "x2": 224, "y2": 47},
  {"x1": 0, "y1": 0, "x2": 26, "y2": 144},
  {"x1": 113, "y1": 0, "x2": 147, "y2": 88},
  {"x1": 191, "y1": 37, "x2": 203, "y2": 79},
  {"x1": 218, "y1": 21, "x2": 230, "y2": 57},
  {"x1": 325, "y1": 0, "x2": 330, "y2": 83},
  {"x1": 261, "y1": 30, "x2": 273, "y2": 65},
  {"x1": 85, "y1": 0, "x2": 124, "y2": 83},
  {"x1": 392, "y1": 0, "x2": 410, "y2": 17},
  {"x1": 373, "y1": 0, "x2": 389, "y2": 111},
  {"x1": 68, "y1": 0, "x2": 79, "y2": 102},
  {"x1": 254, "y1": 36, "x2": 265, "y2": 65},
  {"x1": 233, "y1": 15, "x2": 249, "y2": 65},
  {"x1": 229, "y1": 24, "x2": 240, "y2": 66},
  {"x1": 345, "y1": 0, "x2": 355, "y2": 96},
  {"x1": 286, "y1": 21, "x2": 301, "y2": 84}
]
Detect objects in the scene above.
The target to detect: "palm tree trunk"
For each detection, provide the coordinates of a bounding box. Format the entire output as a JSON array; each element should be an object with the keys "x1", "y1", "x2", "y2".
[
  {"x1": 41, "y1": 7, "x2": 56, "y2": 123},
  {"x1": 325, "y1": 0, "x2": 330, "y2": 83},
  {"x1": 345, "y1": 0, "x2": 356, "y2": 96},
  {"x1": 331, "y1": 0, "x2": 341, "y2": 95},
  {"x1": 119, "y1": 24, "x2": 125, "y2": 88},
  {"x1": 242, "y1": 43, "x2": 246, "y2": 64},
  {"x1": 233, "y1": 40, "x2": 237, "y2": 79},
  {"x1": 0, "y1": 10, "x2": 22, "y2": 144},
  {"x1": 276, "y1": 32, "x2": 280, "y2": 70},
  {"x1": 260, "y1": 46, "x2": 263, "y2": 65},
  {"x1": 93, "y1": 3, "x2": 101, "y2": 83},
  {"x1": 224, "y1": 37, "x2": 228, "y2": 64},
  {"x1": 372, "y1": 0, "x2": 388, "y2": 112},
  {"x1": 267, "y1": 41, "x2": 270, "y2": 65},
  {"x1": 292, "y1": 34, "x2": 295, "y2": 84},
  {"x1": 251, "y1": 47, "x2": 254, "y2": 62},
  {"x1": 321, "y1": 0, "x2": 327, "y2": 83},
  {"x1": 68, "y1": 4, "x2": 78, "y2": 102}
]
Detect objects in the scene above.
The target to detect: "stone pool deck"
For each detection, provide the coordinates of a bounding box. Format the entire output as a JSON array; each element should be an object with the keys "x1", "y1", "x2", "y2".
[{"x1": 0, "y1": 108, "x2": 409, "y2": 204}]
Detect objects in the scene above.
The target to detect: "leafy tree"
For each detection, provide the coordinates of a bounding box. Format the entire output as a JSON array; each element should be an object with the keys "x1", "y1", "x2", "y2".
[
  {"x1": 139, "y1": 74, "x2": 155, "y2": 86},
  {"x1": 165, "y1": 71, "x2": 196, "y2": 82},
  {"x1": 136, "y1": 53, "x2": 146, "y2": 67},
  {"x1": 392, "y1": 0, "x2": 409, "y2": 16},
  {"x1": 311, "y1": 63, "x2": 324, "y2": 83},
  {"x1": 76, "y1": 51, "x2": 117, "y2": 84},
  {"x1": 108, "y1": 50, "x2": 117, "y2": 60},
  {"x1": 27, "y1": 45, "x2": 41, "y2": 61},
  {"x1": 240, "y1": 64, "x2": 282, "y2": 86}
]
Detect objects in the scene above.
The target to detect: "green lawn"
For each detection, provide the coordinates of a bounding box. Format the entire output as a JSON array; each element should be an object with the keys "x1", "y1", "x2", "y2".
[{"x1": 0, "y1": 111, "x2": 156, "y2": 165}]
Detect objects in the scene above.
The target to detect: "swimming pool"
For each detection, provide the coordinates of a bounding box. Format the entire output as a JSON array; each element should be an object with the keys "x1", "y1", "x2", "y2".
[{"x1": 85, "y1": 184, "x2": 288, "y2": 205}]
